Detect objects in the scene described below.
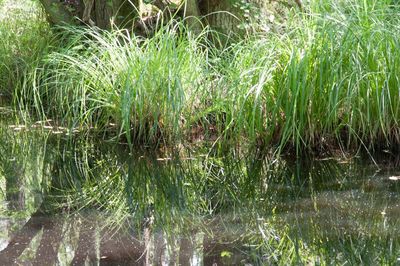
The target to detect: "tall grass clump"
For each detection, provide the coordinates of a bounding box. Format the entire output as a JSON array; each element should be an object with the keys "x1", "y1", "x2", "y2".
[
  {"x1": 21, "y1": 24, "x2": 209, "y2": 145},
  {"x1": 17, "y1": 0, "x2": 400, "y2": 153},
  {"x1": 0, "y1": 0, "x2": 52, "y2": 100},
  {"x1": 213, "y1": 0, "x2": 400, "y2": 153}
]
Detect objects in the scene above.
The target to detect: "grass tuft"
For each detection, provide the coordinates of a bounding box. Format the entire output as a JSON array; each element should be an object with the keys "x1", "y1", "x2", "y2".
[
  {"x1": 0, "y1": 0, "x2": 52, "y2": 100},
  {"x1": 6, "y1": 0, "x2": 400, "y2": 154}
]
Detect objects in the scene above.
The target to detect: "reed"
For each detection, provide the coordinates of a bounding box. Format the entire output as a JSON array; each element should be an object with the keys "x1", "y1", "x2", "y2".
[
  {"x1": 20, "y1": 24, "x2": 209, "y2": 145},
  {"x1": 0, "y1": 0, "x2": 51, "y2": 100},
  {"x1": 10, "y1": 0, "x2": 400, "y2": 153},
  {"x1": 217, "y1": 0, "x2": 400, "y2": 153}
]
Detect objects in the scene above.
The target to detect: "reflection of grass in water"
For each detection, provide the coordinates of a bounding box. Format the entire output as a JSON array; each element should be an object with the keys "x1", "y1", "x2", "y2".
[
  {"x1": 1, "y1": 118, "x2": 400, "y2": 264},
  {"x1": 0, "y1": 124, "x2": 51, "y2": 219},
  {"x1": 44, "y1": 139, "x2": 400, "y2": 264},
  {"x1": 52, "y1": 143, "x2": 260, "y2": 227}
]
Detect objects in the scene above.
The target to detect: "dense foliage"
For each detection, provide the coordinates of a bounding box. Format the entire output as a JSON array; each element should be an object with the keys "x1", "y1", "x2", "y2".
[{"x1": 2, "y1": 0, "x2": 400, "y2": 154}]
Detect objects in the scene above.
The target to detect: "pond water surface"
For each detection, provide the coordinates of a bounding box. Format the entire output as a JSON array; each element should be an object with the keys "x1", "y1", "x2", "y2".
[{"x1": 0, "y1": 121, "x2": 399, "y2": 265}]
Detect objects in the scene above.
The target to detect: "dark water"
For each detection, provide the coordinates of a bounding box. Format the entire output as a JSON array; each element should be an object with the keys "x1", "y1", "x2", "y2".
[{"x1": 0, "y1": 122, "x2": 400, "y2": 265}]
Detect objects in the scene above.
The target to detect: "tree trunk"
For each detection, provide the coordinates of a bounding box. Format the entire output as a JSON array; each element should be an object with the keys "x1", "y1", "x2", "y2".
[
  {"x1": 199, "y1": 0, "x2": 242, "y2": 33},
  {"x1": 94, "y1": 0, "x2": 140, "y2": 29},
  {"x1": 38, "y1": 0, "x2": 77, "y2": 25},
  {"x1": 37, "y1": 0, "x2": 246, "y2": 31},
  {"x1": 37, "y1": 0, "x2": 300, "y2": 32},
  {"x1": 38, "y1": 0, "x2": 140, "y2": 29},
  {"x1": 184, "y1": 0, "x2": 202, "y2": 31},
  {"x1": 199, "y1": 0, "x2": 302, "y2": 33}
]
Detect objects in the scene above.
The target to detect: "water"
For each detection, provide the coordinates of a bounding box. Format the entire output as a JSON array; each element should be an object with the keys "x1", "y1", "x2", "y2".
[{"x1": 0, "y1": 122, "x2": 399, "y2": 265}]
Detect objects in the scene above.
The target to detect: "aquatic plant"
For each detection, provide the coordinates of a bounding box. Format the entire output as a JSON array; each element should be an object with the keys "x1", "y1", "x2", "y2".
[
  {"x1": 215, "y1": 0, "x2": 400, "y2": 153},
  {"x1": 8, "y1": 0, "x2": 400, "y2": 154},
  {"x1": 0, "y1": 0, "x2": 52, "y2": 100}
]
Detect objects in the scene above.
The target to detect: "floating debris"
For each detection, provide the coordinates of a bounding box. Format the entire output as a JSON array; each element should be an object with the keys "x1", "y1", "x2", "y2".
[
  {"x1": 9, "y1": 125, "x2": 27, "y2": 132},
  {"x1": 157, "y1": 157, "x2": 172, "y2": 161},
  {"x1": 388, "y1": 176, "x2": 400, "y2": 181}
]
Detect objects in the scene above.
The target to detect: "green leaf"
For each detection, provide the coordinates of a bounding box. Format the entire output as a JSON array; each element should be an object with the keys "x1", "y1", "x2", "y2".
[{"x1": 221, "y1": 251, "x2": 232, "y2": 258}]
